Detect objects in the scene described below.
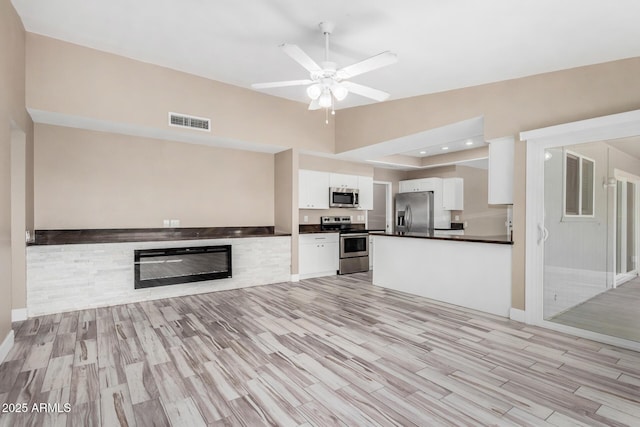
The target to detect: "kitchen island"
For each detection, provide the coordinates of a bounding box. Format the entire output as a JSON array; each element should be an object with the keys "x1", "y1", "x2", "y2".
[{"x1": 370, "y1": 232, "x2": 513, "y2": 317}]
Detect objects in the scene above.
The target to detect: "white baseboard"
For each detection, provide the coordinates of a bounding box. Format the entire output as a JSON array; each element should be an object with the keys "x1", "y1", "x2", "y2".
[
  {"x1": 12, "y1": 308, "x2": 27, "y2": 322},
  {"x1": 509, "y1": 308, "x2": 526, "y2": 323},
  {"x1": 0, "y1": 330, "x2": 15, "y2": 363},
  {"x1": 290, "y1": 274, "x2": 300, "y2": 282}
]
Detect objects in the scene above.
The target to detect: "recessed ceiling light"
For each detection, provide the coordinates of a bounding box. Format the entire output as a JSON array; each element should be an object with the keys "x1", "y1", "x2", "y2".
[
  {"x1": 441, "y1": 146, "x2": 449, "y2": 150},
  {"x1": 465, "y1": 140, "x2": 474, "y2": 146},
  {"x1": 419, "y1": 150, "x2": 426, "y2": 154}
]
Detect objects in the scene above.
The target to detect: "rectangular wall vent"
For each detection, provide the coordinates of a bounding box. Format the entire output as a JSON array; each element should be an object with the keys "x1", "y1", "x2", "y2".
[{"x1": 168, "y1": 112, "x2": 211, "y2": 132}]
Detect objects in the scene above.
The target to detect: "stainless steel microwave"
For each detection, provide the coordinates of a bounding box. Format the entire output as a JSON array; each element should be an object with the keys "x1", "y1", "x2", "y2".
[{"x1": 330, "y1": 187, "x2": 359, "y2": 208}]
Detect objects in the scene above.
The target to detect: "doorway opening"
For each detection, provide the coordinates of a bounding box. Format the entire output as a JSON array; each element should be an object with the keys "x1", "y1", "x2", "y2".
[{"x1": 369, "y1": 181, "x2": 392, "y2": 232}]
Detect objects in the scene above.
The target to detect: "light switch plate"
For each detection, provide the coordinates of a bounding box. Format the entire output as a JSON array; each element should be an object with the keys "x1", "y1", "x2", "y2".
[
  {"x1": 163, "y1": 219, "x2": 171, "y2": 227},
  {"x1": 170, "y1": 219, "x2": 180, "y2": 227},
  {"x1": 303, "y1": 215, "x2": 308, "y2": 223}
]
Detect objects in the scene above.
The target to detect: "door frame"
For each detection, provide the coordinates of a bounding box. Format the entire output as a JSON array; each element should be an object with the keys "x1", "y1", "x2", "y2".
[
  {"x1": 521, "y1": 109, "x2": 640, "y2": 351},
  {"x1": 613, "y1": 169, "x2": 640, "y2": 287},
  {"x1": 373, "y1": 180, "x2": 393, "y2": 233}
]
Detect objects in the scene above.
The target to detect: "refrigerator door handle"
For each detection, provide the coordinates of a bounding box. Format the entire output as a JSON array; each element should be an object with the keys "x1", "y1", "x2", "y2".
[{"x1": 406, "y1": 205, "x2": 412, "y2": 232}]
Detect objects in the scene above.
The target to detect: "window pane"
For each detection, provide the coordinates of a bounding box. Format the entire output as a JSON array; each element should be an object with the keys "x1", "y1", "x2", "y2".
[
  {"x1": 581, "y1": 158, "x2": 594, "y2": 215},
  {"x1": 565, "y1": 154, "x2": 579, "y2": 215}
]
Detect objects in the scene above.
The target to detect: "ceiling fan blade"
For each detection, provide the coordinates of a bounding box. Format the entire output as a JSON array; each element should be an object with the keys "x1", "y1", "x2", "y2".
[
  {"x1": 280, "y1": 44, "x2": 322, "y2": 73},
  {"x1": 337, "y1": 51, "x2": 398, "y2": 79},
  {"x1": 308, "y1": 98, "x2": 321, "y2": 110},
  {"x1": 252, "y1": 79, "x2": 313, "y2": 89},
  {"x1": 341, "y1": 81, "x2": 390, "y2": 102}
]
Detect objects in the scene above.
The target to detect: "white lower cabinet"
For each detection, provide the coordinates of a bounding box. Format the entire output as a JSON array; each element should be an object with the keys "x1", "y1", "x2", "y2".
[{"x1": 299, "y1": 233, "x2": 339, "y2": 279}]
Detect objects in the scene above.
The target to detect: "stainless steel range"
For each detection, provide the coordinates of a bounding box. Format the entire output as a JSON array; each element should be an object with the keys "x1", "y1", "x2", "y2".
[{"x1": 321, "y1": 216, "x2": 369, "y2": 275}]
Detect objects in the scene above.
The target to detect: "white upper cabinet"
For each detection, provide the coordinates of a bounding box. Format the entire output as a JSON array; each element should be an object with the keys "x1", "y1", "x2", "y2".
[
  {"x1": 442, "y1": 178, "x2": 464, "y2": 210},
  {"x1": 299, "y1": 170, "x2": 330, "y2": 209},
  {"x1": 329, "y1": 173, "x2": 359, "y2": 189},
  {"x1": 357, "y1": 176, "x2": 374, "y2": 210},
  {"x1": 399, "y1": 179, "x2": 430, "y2": 193},
  {"x1": 488, "y1": 137, "x2": 514, "y2": 204},
  {"x1": 399, "y1": 177, "x2": 442, "y2": 193}
]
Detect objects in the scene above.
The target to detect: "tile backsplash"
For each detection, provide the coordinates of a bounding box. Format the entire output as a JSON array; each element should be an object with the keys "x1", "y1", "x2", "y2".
[{"x1": 299, "y1": 208, "x2": 366, "y2": 224}]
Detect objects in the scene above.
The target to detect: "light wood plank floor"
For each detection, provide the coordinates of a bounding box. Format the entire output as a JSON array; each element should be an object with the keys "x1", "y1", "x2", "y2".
[
  {"x1": 1, "y1": 272, "x2": 640, "y2": 426},
  {"x1": 551, "y1": 277, "x2": 640, "y2": 342}
]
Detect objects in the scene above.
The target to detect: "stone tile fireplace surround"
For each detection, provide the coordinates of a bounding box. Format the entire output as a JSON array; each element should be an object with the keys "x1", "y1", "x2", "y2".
[{"x1": 26, "y1": 234, "x2": 291, "y2": 316}]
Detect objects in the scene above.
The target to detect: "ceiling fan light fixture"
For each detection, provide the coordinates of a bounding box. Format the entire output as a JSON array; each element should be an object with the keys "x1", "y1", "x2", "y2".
[
  {"x1": 306, "y1": 83, "x2": 323, "y2": 100},
  {"x1": 318, "y1": 89, "x2": 333, "y2": 108},
  {"x1": 331, "y1": 83, "x2": 349, "y2": 101}
]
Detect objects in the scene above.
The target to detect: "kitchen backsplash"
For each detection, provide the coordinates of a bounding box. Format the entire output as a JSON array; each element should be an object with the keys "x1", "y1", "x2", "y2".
[{"x1": 299, "y1": 208, "x2": 366, "y2": 225}]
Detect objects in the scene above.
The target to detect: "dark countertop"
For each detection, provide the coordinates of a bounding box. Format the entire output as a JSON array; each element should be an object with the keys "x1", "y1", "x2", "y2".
[
  {"x1": 30, "y1": 227, "x2": 291, "y2": 246},
  {"x1": 369, "y1": 231, "x2": 513, "y2": 245},
  {"x1": 299, "y1": 224, "x2": 366, "y2": 234}
]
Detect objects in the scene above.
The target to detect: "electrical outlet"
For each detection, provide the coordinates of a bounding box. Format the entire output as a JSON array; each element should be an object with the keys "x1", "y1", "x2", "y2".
[
  {"x1": 454, "y1": 215, "x2": 460, "y2": 221},
  {"x1": 170, "y1": 219, "x2": 180, "y2": 227},
  {"x1": 163, "y1": 219, "x2": 170, "y2": 227},
  {"x1": 303, "y1": 215, "x2": 308, "y2": 223}
]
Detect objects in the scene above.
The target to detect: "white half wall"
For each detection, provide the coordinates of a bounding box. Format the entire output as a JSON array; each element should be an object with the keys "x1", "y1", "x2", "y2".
[
  {"x1": 372, "y1": 235, "x2": 512, "y2": 317},
  {"x1": 27, "y1": 236, "x2": 291, "y2": 316}
]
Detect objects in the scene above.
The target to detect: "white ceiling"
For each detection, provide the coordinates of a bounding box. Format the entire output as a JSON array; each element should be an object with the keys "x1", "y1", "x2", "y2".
[
  {"x1": 12, "y1": 0, "x2": 640, "y2": 109},
  {"x1": 609, "y1": 137, "x2": 640, "y2": 160}
]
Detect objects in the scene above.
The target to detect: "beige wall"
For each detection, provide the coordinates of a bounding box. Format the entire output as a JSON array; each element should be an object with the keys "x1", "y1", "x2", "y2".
[
  {"x1": 335, "y1": 58, "x2": 640, "y2": 152},
  {"x1": 511, "y1": 140, "x2": 526, "y2": 309},
  {"x1": 373, "y1": 167, "x2": 406, "y2": 197},
  {"x1": 34, "y1": 124, "x2": 275, "y2": 229},
  {"x1": 274, "y1": 149, "x2": 299, "y2": 275},
  {"x1": 1, "y1": 0, "x2": 32, "y2": 339},
  {"x1": 299, "y1": 154, "x2": 374, "y2": 176},
  {"x1": 26, "y1": 34, "x2": 335, "y2": 154},
  {"x1": 11, "y1": 130, "x2": 28, "y2": 311}
]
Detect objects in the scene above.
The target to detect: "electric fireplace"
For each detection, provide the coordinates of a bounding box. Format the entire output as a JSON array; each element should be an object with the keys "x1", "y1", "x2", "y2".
[{"x1": 134, "y1": 245, "x2": 232, "y2": 289}]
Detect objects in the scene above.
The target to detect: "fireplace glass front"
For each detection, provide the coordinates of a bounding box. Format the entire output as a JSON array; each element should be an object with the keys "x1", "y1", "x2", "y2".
[{"x1": 134, "y1": 245, "x2": 232, "y2": 289}]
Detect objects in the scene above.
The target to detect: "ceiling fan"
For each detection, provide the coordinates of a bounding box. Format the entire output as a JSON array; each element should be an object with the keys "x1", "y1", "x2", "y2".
[{"x1": 252, "y1": 22, "x2": 398, "y2": 112}]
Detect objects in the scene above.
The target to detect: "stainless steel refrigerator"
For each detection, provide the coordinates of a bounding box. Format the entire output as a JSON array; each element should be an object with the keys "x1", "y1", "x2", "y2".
[{"x1": 395, "y1": 191, "x2": 434, "y2": 233}]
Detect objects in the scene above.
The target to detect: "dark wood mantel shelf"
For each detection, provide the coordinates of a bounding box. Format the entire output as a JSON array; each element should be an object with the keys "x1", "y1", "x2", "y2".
[{"x1": 31, "y1": 226, "x2": 290, "y2": 246}]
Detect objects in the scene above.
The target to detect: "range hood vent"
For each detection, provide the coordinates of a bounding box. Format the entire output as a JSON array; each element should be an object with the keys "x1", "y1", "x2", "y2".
[{"x1": 168, "y1": 112, "x2": 211, "y2": 132}]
